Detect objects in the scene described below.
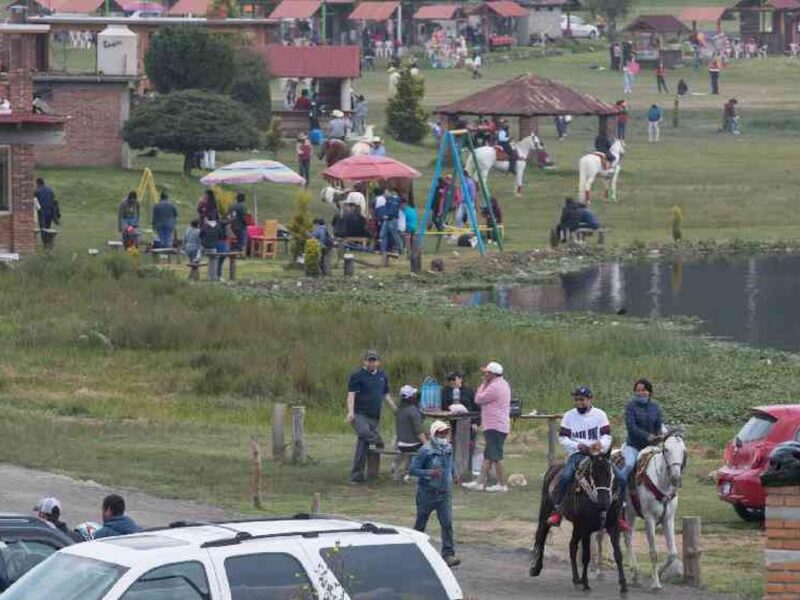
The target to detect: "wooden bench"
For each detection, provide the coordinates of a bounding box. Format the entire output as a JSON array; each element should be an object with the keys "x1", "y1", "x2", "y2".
[
  {"x1": 568, "y1": 227, "x2": 607, "y2": 245},
  {"x1": 205, "y1": 251, "x2": 244, "y2": 281},
  {"x1": 148, "y1": 247, "x2": 180, "y2": 264},
  {"x1": 335, "y1": 236, "x2": 372, "y2": 264},
  {"x1": 106, "y1": 240, "x2": 124, "y2": 252},
  {"x1": 186, "y1": 261, "x2": 208, "y2": 281},
  {"x1": 366, "y1": 448, "x2": 418, "y2": 481}
]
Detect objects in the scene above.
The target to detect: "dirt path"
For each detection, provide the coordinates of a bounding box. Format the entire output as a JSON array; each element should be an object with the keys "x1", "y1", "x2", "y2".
[{"x1": 0, "y1": 464, "x2": 731, "y2": 600}]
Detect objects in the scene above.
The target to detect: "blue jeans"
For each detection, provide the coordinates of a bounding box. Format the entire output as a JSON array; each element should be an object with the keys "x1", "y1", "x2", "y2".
[
  {"x1": 215, "y1": 240, "x2": 229, "y2": 278},
  {"x1": 232, "y1": 228, "x2": 247, "y2": 252},
  {"x1": 617, "y1": 121, "x2": 626, "y2": 140},
  {"x1": 156, "y1": 225, "x2": 174, "y2": 249},
  {"x1": 616, "y1": 444, "x2": 639, "y2": 499},
  {"x1": 120, "y1": 217, "x2": 138, "y2": 242},
  {"x1": 555, "y1": 452, "x2": 586, "y2": 506},
  {"x1": 414, "y1": 489, "x2": 455, "y2": 557},
  {"x1": 380, "y1": 219, "x2": 402, "y2": 255}
]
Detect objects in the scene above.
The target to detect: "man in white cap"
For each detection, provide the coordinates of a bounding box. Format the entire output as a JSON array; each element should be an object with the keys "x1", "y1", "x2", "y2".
[
  {"x1": 34, "y1": 497, "x2": 75, "y2": 539},
  {"x1": 369, "y1": 137, "x2": 386, "y2": 157},
  {"x1": 328, "y1": 109, "x2": 349, "y2": 141},
  {"x1": 463, "y1": 360, "x2": 511, "y2": 492},
  {"x1": 410, "y1": 420, "x2": 460, "y2": 567},
  {"x1": 392, "y1": 384, "x2": 427, "y2": 481}
]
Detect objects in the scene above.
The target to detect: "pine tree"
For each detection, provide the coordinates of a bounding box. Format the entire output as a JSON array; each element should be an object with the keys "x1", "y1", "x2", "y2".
[
  {"x1": 385, "y1": 67, "x2": 428, "y2": 144},
  {"x1": 287, "y1": 190, "x2": 313, "y2": 263}
]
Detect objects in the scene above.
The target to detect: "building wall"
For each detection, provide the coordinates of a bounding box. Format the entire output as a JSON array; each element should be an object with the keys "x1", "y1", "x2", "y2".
[
  {"x1": 0, "y1": 144, "x2": 36, "y2": 255},
  {"x1": 527, "y1": 6, "x2": 562, "y2": 39},
  {"x1": 765, "y1": 484, "x2": 800, "y2": 599},
  {"x1": 35, "y1": 82, "x2": 128, "y2": 168}
]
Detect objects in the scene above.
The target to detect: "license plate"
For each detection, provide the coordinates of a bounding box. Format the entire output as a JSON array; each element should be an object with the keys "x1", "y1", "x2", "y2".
[{"x1": 721, "y1": 482, "x2": 732, "y2": 496}]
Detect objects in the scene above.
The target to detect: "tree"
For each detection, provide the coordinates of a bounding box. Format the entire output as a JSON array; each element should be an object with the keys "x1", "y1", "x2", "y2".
[
  {"x1": 144, "y1": 26, "x2": 236, "y2": 94},
  {"x1": 230, "y1": 49, "x2": 272, "y2": 126},
  {"x1": 584, "y1": 0, "x2": 635, "y2": 40},
  {"x1": 287, "y1": 190, "x2": 313, "y2": 263},
  {"x1": 385, "y1": 67, "x2": 428, "y2": 144},
  {"x1": 123, "y1": 90, "x2": 261, "y2": 175}
]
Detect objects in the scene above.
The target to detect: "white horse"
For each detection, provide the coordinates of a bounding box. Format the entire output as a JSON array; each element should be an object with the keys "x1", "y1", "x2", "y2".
[
  {"x1": 465, "y1": 133, "x2": 542, "y2": 197},
  {"x1": 593, "y1": 429, "x2": 687, "y2": 591},
  {"x1": 319, "y1": 185, "x2": 366, "y2": 216},
  {"x1": 578, "y1": 139, "x2": 625, "y2": 204},
  {"x1": 350, "y1": 125, "x2": 376, "y2": 156}
]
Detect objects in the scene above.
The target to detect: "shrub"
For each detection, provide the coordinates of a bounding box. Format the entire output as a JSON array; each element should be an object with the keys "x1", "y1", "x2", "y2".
[
  {"x1": 304, "y1": 238, "x2": 322, "y2": 277},
  {"x1": 264, "y1": 116, "x2": 284, "y2": 155},
  {"x1": 287, "y1": 190, "x2": 313, "y2": 263},
  {"x1": 385, "y1": 66, "x2": 428, "y2": 143},
  {"x1": 386, "y1": 354, "x2": 429, "y2": 388},
  {"x1": 103, "y1": 253, "x2": 136, "y2": 280},
  {"x1": 672, "y1": 205, "x2": 684, "y2": 242},
  {"x1": 432, "y1": 354, "x2": 482, "y2": 381}
]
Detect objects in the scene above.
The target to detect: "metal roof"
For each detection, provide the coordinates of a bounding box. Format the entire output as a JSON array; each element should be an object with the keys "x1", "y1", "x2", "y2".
[
  {"x1": 623, "y1": 14, "x2": 690, "y2": 34},
  {"x1": 413, "y1": 3, "x2": 460, "y2": 20},
  {"x1": 436, "y1": 74, "x2": 618, "y2": 117},
  {"x1": 486, "y1": 0, "x2": 528, "y2": 17},
  {"x1": 679, "y1": 6, "x2": 729, "y2": 22},
  {"x1": 348, "y1": 1, "x2": 398, "y2": 21},
  {"x1": 167, "y1": 0, "x2": 208, "y2": 14},
  {"x1": 269, "y1": 0, "x2": 321, "y2": 19},
  {"x1": 259, "y1": 44, "x2": 360, "y2": 78}
]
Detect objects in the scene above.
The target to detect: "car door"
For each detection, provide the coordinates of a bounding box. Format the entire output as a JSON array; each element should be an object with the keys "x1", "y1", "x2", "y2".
[
  {"x1": 0, "y1": 535, "x2": 65, "y2": 591},
  {"x1": 210, "y1": 541, "x2": 321, "y2": 600},
  {"x1": 114, "y1": 559, "x2": 221, "y2": 600}
]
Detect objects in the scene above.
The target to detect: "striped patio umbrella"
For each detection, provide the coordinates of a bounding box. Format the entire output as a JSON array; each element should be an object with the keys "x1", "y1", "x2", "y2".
[{"x1": 201, "y1": 160, "x2": 305, "y2": 220}]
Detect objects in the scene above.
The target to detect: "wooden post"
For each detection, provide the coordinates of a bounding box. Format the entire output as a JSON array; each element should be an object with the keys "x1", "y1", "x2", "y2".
[
  {"x1": 228, "y1": 255, "x2": 238, "y2": 281},
  {"x1": 272, "y1": 403, "x2": 287, "y2": 461},
  {"x1": 250, "y1": 437, "x2": 262, "y2": 509},
  {"x1": 292, "y1": 405, "x2": 306, "y2": 464},
  {"x1": 206, "y1": 252, "x2": 218, "y2": 281},
  {"x1": 598, "y1": 115, "x2": 610, "y2": 138},
  {"x1": 454, "y1": 418, "x2": 472, "y2": 482},
  {"x1": 367, "y1": 450, "x2": 380, "y2": 479},
  {"x1": 673, "y1": 97, "x2": 680, "y2": 128},
  {"x1": 682, "y1": 516, "x2": 702, "y2": 587},
  {"x1": 311, "y1": 492, "x2": 321, "y2": 515},
  {"x1": 343, "y1": 253, "x2": 355, "y2": 277},
  {"x1": 547, "y1": 417, "x2": 559, "y2": 467}
]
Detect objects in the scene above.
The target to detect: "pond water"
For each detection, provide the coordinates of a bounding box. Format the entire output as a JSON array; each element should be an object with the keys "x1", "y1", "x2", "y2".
[{"x1": 453, "y1": 254, "x2": 800, "y2": 351}]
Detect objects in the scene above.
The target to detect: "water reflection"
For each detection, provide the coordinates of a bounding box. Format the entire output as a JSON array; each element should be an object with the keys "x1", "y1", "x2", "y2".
[{"x1": 452, "y1": 254, "x2": 800, "y2": 351}]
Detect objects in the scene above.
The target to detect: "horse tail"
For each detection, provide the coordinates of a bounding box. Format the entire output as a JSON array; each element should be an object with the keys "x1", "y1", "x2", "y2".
[
  {"x1": 578, "y1": 155, "x2": 589, "y2": 197},
  {"x1": 464, "y1": 151, "x2": 475, "y2": 176}
]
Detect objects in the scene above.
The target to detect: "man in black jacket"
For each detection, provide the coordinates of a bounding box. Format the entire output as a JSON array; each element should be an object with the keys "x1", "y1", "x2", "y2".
[{"x1": 440, "y1": 372, "x2": 477, "y2": 412}]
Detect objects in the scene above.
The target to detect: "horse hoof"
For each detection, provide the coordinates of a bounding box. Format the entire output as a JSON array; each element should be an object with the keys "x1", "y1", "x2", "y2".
[
  {"x1": 583, "y1": 585, "x2": 592, "y2": 593},
  {"x1": 620, "y1": 586, "x2": 629, "y2": 597},
  {"x1": 529, "y1": 565, "x2": 541, "y2": 577}
]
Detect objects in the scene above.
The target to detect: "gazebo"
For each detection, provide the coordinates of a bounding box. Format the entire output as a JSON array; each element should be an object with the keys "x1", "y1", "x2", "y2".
[
  {"x1": 679, "y1": 6, "x2": 731, "y2": 33},
  {"x1": 465, "y1": 0, "x2": 529, "y2": 48},
  {"x1": 622, "y1": 15, "x2": 691, "y2": 66},
  {"x1": 436, "y1": 73, "x2": 619, "y2": 137}
]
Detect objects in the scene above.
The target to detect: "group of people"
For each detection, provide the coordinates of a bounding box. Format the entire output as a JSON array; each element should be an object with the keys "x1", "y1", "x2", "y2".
[{"x1": 32, "y1": 493, "x2": 141, "y2": 542}]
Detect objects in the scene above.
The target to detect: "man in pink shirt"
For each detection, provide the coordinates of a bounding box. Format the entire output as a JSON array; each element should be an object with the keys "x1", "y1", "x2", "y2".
[{"x1": 462, "y1": 361, "x2": 511, "y2": 492}]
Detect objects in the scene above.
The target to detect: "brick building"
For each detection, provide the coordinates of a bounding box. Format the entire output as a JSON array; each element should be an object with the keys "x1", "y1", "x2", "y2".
[
  {"x1": 0, "y1": 18, "x2": 66, "y2": 257},
  {"x1": 765, "y1": 484, "x2": 800, "y2": 599}
]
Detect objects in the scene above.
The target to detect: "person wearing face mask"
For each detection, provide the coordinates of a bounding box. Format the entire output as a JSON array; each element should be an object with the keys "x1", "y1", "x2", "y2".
[
  {"x1": 547, "y1": 387, "x2": 613, "y2": 528},
  {"x1": 410, "y1": 420, "x2": 460, "y2": 567},
  {"x1": 617, "y1": 378, "x2": 664, "y2": 516}
]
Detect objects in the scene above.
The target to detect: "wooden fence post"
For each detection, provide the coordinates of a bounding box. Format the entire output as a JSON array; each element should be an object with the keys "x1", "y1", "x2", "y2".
[
  {"x1": 311, "y1": 492, "x2": 321, "y2": 515},
  {"x1": 454, "y1": 418, "x2": 472, "y2": 482},
  {"x1": 547, "y1": 417, "x2": 559, "y2": 467},
  {"x1": 250, "y1": 437, "x2": 262, "y2": 510},
  {"x1": 682, "y1": 516, "x2": 702, "y2": 587},
  {"x1": 272, "y1": 403, "x2": 287, "y2": 461},
  {"x1": 292, "y1": 406, "x2": 307, "y2": 464},
  {"x1": 673, "y1": 97, "x2": 680, "y2": 128}
]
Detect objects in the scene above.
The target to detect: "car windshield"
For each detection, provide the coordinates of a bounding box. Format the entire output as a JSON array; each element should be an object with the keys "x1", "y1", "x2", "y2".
[
  {"x1": 320, "y1": 543, "x2": 449, "y2": 600},
  {"x1": 737, "y1": 414, "x2": 776, "y2": 443},
  {"x1": 3, "y1": 552, "x2": 127, "y2": 600}
]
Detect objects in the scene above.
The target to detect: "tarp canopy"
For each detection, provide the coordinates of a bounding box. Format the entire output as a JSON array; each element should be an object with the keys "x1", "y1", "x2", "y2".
[
  {"x1": 323, "y1": 155, "x2": 421, "y2": 184},
  {"x1": 45, "y1": 0, "x2": 105, "y2": 13},
  {"x1": 167, "y1": 0, "x2": 208, "y2": 15},
  {"x1": 679, "y1": 6, "x2": 728, "y2": 22},
  {"x1": 486, "y1": 1, "x2": 527, "y2": 17},
  {"x1": 269, "y1": 0, "x2": 322, "y2": 19},
  {"x1": 413, "y1": 3, "x2": 460, "y2": 20},
  {"x1": 348, "y1": 1, "x2": 398, "y2": 21}
]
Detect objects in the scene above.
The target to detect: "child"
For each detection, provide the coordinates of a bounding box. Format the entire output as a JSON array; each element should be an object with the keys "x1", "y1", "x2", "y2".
[
  {"x1": 410, "y1": 420, "x2": 461, "y2": 567},
  {"x1": 393, "y1": 385, "x2": 427, "y2": 481},
  {"x1": 297, "y1": 133, "x2": 311, "y2": 186},
  {"x1": 183, "y1": 219, "x2": 202, "y2": 263}
]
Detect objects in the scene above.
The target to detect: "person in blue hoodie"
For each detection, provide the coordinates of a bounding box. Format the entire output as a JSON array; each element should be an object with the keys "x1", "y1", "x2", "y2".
[
  {"x1": 617, "y1": 379, "x2": 665, "y2": 521},
  {"x1": 94, "y1": 494, "x2": 142, "y2": 539},
  {"x1": 410, "y1": 420, "x2": 460, "y2": 568}
]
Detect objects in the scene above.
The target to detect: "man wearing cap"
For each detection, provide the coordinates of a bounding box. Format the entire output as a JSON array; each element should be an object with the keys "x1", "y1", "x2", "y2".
[
  {"x1": 463, "y1": 361, "x2": 511, "y2": 493},
  {"x1": 410, "y1": 420, "x2": 460, "y2": 567},
  {"x1": 369, "y1": 137, "x2": 386, "y2": 157},
  {"x1": 34, "y1": 497, "x2": 76, "y2": 540},
  {"x1": 346, "y1": 351, "x2": 397, "y2": 484},
  {"x1": 393, "y1": 384, "x2": 427, "y2": 481},
  {"x1": 547, "y1": 387, "x2": 613, "y2": 527},
  {"x1": 328, "y1": 109, "x2": 349, "y2": 141}
]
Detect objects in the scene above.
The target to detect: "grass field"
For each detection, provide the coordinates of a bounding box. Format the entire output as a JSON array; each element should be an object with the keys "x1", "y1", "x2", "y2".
[{"x1": 12, "y1": 47, "x2": 800, "y2": 597}]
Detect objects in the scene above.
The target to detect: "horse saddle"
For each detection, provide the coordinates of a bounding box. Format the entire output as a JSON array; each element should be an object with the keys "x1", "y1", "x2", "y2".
[
  {"x1": 495, "y1": 146, "x2": 517, "y2": 162},
  {"x1": 546, "y1": 457, "x2": 592, "y2": 501},
  {"x1": 592, "y1": 151, "x2": 611, "y2": 171}
]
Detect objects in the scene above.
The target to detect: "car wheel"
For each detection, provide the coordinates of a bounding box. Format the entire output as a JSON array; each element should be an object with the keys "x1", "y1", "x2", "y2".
[{"x1": 734, "y1": 504, "x2": 764, "y2": 522}]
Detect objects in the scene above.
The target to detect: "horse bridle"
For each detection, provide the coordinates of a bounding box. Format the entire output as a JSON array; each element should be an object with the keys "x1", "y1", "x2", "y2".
[{"x1": 577, "y1": 457, "x2": 615, "y2": 504}]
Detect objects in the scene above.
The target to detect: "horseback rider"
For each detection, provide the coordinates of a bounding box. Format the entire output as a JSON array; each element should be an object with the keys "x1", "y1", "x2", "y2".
[
  {"x1": 497, "y1": 119, "x2": 517, "y2": 175},
  {"x1": 617, "y1": 378, "x2": 664, "y2": 517},
  {"x1": 547, "y1": 387, "x2": 613, "y2": 527},
  {"x1": 328, "y1": 109, "x2": 349, "y2": 141},
  {"x1": 594, "y1": 131, "x2": 615, "y2": 171}
]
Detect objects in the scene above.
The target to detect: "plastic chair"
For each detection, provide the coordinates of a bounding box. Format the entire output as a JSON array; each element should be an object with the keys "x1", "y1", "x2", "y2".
[
  {"x1": 260, "y1": 220, "x2": 279, "y2": 259},
  {"x1": 247, "y1": 225, "x2": 264, "y2": 258}
]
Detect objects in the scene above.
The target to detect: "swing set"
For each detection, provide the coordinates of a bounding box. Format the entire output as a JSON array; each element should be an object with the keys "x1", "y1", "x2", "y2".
[{"x1": 416, "y1": 129, "x2": 503, "y2": 256}]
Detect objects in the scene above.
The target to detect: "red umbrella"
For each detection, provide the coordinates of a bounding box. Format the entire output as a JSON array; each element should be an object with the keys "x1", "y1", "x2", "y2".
[{"x1": 322, "y1": 155, "x2": 422, "y2": 184}]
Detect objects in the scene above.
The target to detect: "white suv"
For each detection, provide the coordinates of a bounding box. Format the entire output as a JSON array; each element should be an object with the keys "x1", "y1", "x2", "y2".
[
  {"x1": 561, "y1": 15, "x2": 600, "y2": 39},
  {"x1": 3, "y1": 515, "x2": 463, "y2": 599}
]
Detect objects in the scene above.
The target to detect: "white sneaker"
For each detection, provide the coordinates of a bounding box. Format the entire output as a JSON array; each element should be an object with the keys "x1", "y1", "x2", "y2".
[
  {"x1": 461, "y1": 481, "x2": 484, "y2": 491},
  {"x1": 485, "y1": 484, "x2": 508, "y2": 493}
]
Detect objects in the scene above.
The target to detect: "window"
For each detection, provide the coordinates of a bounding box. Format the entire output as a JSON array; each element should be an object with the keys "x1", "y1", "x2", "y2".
[
  {"x1": 225, "y1": 553, "x2": 316, "y2": 600},
  {"x1": 1, "y1": 553, "x2": 127, "y2": 600},
  {"x1": 0, "y1": 147, "x2": 9, "y2": 212},
  {"x1": 121, "y1": 561, "x2": 210, "y2": 600},
  {"x1": 320, "y1": 543, "x2": 449, "y2": 600},
  {"x1": 736, "y1": 414, "x2": 776, "y2": 443},
  {"x1": 0, "y1": 539, "x2": 59, "y2": 587}
]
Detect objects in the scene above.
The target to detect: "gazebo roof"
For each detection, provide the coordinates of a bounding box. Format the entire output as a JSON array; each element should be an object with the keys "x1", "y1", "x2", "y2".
[
  {"x1": 259, "y1": 44, "x2": 360, "y2": 78},
  {"x1": 679, "y1": 6, "x2": 730, "y2": 23},
  {"x1": 623, "y1": 15, "x2": 690, "y2": 34},
  {"x1": 436, "y1": 74, "x2": 618, "y2": 117}
]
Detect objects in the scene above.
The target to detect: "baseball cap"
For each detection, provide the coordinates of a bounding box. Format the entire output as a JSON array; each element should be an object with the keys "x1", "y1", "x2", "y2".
[
  {"x1": 34, "y1": 497, "x2": 61, "y2": 516},
  {"x1": 399, "y1": 385, "x2": 417, "y2": 399},
  {"x1": 446, "y1": 371, "x2": 462, "y2": 381},
  {"x1": 364, "y1": 349, "x2": 380, "y2": 360},
  {"x1": 573, "y1": 386, "x2": 593, "y2": 398},
  {"x1": 430, "y1": 420, "x2": 451, "y2": 437},
  {"x1": 480, "y1": 361, "x2": 504, "y2": 375}
]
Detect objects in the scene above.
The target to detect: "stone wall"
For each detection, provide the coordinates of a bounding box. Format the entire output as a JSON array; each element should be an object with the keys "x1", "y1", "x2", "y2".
[{"x1": 766, "y1": 484, "x2": 800, "y2": 599}]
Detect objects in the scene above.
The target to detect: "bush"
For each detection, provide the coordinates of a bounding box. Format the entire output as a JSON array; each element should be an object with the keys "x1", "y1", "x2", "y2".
[
  {"x1": 287, "y1": 190, "x2": 313, "y2": 263},
  {"x1": 672, "y1": 205, "x2": 684, "y2": 242},
  {"x1": 386, "y1": 354, "x2": 429, "y2": 388},
  {"x1": 385, "y1": 67, "x2": 428, "y2": 143},
  {"x1": 304, "y1": 238, "x2": 322, "y2": 276},
  {"x1": 264, "y1": 117, "x2": 284, "y2": 155},
  {"x1": 432, "y1": 354, "x2": 482, "y2": 381}
]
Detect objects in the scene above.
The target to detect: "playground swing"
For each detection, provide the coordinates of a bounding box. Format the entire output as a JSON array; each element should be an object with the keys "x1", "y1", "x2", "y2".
[{"x1": 416, "y1": 130, "x2": 503, "y2": 256}]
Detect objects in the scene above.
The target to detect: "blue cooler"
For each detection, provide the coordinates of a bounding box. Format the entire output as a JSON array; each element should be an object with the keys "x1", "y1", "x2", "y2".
[
  {"x1": 420, "y1": 377, "x2": 441, "y2": 411},
  {"x1": 310, "y1": 128, "x2": 324, "y2": 146}
]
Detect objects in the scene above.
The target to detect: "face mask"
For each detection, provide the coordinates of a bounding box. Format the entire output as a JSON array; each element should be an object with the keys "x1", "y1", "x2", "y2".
[
  {"x1": 432, "y1": 436, "x2": 450, "y2": 449},
  {"x1": 635, "y1": 394, "x2": 649, "y2": 404}
]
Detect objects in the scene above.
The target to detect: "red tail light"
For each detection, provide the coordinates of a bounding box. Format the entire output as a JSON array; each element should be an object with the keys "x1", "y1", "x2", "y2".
[{"x1": 751, "y1": 450, "x2": 765, "y2": 469}]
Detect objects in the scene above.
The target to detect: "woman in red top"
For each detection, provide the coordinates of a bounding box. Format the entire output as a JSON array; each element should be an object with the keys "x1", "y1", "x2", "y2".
[
  {"x1": 615, "y1": 99, "x2": 629, "y2": 140},
  {"x1": 655, "y1": 61, "x2": 669, "y2": 94}
]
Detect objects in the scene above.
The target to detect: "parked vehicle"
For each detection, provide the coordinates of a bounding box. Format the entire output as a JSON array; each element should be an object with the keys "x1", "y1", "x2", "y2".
[
  {"x1": 0, "y1": 513, "x2": 74, "y2": 592},
  {"x1": 561, "y1": 15, "x2": 599, "y2": 39},
  {"x1": 717, "y1": 404, "x2": 800, "y2": 521},
  {"x1": 3, "y1": 515, "x2": 463, "y2": 599}
]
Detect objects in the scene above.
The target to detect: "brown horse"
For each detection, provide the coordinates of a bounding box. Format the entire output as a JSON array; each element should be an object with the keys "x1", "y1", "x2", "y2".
[{"x1": 319, "y1": 139, "x2": 349, "y2": 167}]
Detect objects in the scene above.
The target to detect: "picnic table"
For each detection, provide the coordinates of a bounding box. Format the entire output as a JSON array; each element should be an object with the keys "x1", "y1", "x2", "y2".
[
  {"x1": 205, "y1": 251, "x2": 244, "y2": 281},
  {"x1": 421, "y1": 409, "x2": 480, "y2": 483},
  {"x1": 147, "y1": 247, "x2": 180, "y2": 264}
]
